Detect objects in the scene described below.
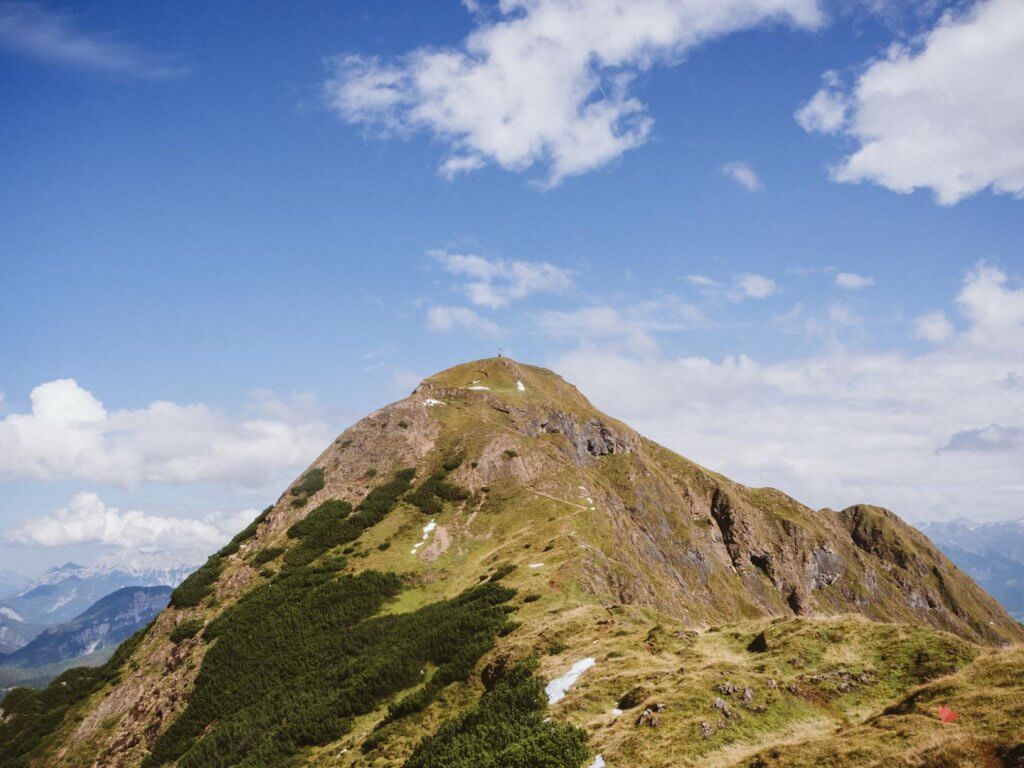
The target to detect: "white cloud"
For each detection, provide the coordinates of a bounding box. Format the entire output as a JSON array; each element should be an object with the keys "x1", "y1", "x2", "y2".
[
  {"x1": 721, "y1": 161, "x2": 763, "y2": 191},
  {"x1": 835, "y1": 272, "x2": 874, "y2": 289},
  {"x1": 433, "y1": 250, "x2": 574, "y2": 308},
  {"x1": 0, "y1": 380, "x2": 330, "y2": 488},
  {"x1": 0, "y1": 1, "x2": 186, "y2": 77},
  {"x1": 326, "y1": 0, "x2": 823, "y2": 185},
  {"x1": 686, "y1": 274, "x2": 719, "y2": 287},
  {"x1": 798, "y1": 0, "x2": 1024, "y2": 204},
  {"x1": 914, "y1": 310, "x2": 954, "y2": 343},
  {"x1": 687, "y1": 272, "x2": 779, "y2": 302},
  {"x1": 553, "y1": 261, "x2": 1024, "y2": 523},
  {"x1": 426, "y1": 305, "x2": 500, "y2": 335},
  {"x1": 6, "y1": 492, "x2": 257, "y2": 559},
  {"x1": 955, "y1": 262, "x2": 1024, "y2": 342},
  {"x1": 534, "y1": 296, "x2": 708, "y2": 353},
  {"x1": 794, "y1": 72, "x2": 847, "y2": 133},
  {"x1": 738, "y1": 273, "x2": 779, "y2": 298}
]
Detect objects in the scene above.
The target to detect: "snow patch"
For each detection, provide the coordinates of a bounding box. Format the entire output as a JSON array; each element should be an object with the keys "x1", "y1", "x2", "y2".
[
  {"x1": 46, "y1": 592, "x2": 75, "y2": 613},
  {"x1": 589, "y1": 756, "x2": 606, "y2": 768},
  {"x1": 611, "y1": 708, "x2": 623, "y2": 716},
  {"x1": 423, "y1": 398, "x2": 446, "y2": 407},
  {"x1": 528, "y1": 562, "x2": 544, "y2": 568},
  {"x1": 0, "y1": 607, "x2": 24, "y2": 622},
  {"x1": 516, "y1": 380, "x2": 525, "y2": 392},
  {"x1": 546, "y1": 657, "x2": 596, "y2": 704},
  {"x1": 466, "y1": 385, "x2": 490, "y2": 391},
  {"x1": 411, "y1": 518, "x2": 437, "y2": 555}
]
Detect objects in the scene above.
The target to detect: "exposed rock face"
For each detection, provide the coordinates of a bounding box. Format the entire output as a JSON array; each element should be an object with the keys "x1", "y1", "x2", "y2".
[{"x1": 23, "y1": 357, "x2": 1024, "y2": 767}]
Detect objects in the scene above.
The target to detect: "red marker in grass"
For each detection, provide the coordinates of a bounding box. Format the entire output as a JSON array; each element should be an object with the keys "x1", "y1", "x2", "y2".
[{"x1": 938, "y1": 706, "x2": 958, "y2": 724}]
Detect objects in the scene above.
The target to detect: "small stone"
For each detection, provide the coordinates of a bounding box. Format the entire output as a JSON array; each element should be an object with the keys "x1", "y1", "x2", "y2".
[
  {"x1": 700, "y1": 721, "x2": 715, "y2": 739},
  {"x1": 742, "y1": 687, "x2": 754, "y2": 703}
]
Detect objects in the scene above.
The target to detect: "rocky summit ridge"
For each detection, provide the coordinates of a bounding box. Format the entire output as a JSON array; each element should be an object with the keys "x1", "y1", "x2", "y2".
[{"x1": 2, "y1": 357, "x2": 1022, "y2": 768}]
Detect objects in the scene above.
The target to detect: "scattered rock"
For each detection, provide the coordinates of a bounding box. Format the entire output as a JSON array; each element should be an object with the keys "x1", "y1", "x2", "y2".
[
  {"x1": 742, "y1": 687, "x2": 755, "y2": 704},
  {"x1": 635, "y1": 708, "x2": 660, "y2": 727},
  {"x1": 713, "y1": 697, "x2": 732, "y2": 718},
  {"x1": 715, "y1": 682, "x2": 739, "y2": 696},
  {"x1": 747, "y1": 631, "x2": 769, "y2": 653},
  {"x1": 617, "y1": 685, "x2": 650, "y2": 709},
  {"x1": 700, "y1": 721, "x2": 715, "y2": 739}
]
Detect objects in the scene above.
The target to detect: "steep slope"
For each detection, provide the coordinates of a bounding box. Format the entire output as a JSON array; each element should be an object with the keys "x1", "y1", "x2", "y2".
[{"x1": 2, "y1": 358, "x2": 1021, "y2": 768}]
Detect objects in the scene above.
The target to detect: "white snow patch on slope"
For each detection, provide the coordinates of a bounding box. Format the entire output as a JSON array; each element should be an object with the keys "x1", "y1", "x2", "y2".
[
  {"x1": 46, "y1": 592, "x2": 75, "y2": 613},
  {"x1": 411, "y1": 518, "x2": 437, "y2": 554},
  {"x1": 0, "y1": 607, "x2": 24, "y2": 622},
  {"x1": 546, "y1": 657, "x2": 596, "y2": 704},
  {"x1": 528, "y1": 562, "x2": 544, "y2": 568},
  {"x1": 466, "y1": 385, "x2": 490, "y2": 391},
  {"x1": 423, "y1": 398, "x2": 446, "y2": 407},
  {"x1": 517, "y1": 380, "x2": 525, "y2": 392},
  {"x1": 589, "y1": 756, "x2": 606, "y2": 768}
]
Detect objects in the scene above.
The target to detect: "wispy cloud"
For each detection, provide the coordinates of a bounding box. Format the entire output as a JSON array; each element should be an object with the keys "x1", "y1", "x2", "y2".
[
  {"x1": 688, "y1": 272, "x2": 779, "y2": 302},
  {"x1": 0, "y1": 1, "x2": 187, "y2": 77},
  {"x1": 533, "y1": 296, "x2": 708, "y2": 354},
  {"x1": 721, "y1": 161, "x2": 763, "y2": 191},
  {"x1": 432, "y1": 249, "x2": 573, "y2": 309},
  {"x1": 835, "y1": 272, "x2": 875, "y2": 290},
  {"x1": 425, "y1": 305, "x2": 500, "y2": 336}
]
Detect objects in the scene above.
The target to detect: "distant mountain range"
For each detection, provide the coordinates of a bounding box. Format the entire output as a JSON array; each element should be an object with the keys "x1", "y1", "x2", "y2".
[
  {"x1": 0, "y1": 585, "x2": 171, "y2": 670},
  {"x1": 0, "y1": 608, "x2": 42, "y2": 655},
  {"x1": 0, "y1": 561, "x2": 195, "y2": 628},
  {"x1": 921, "y1": 519, "x2": 1024, "y2": 621}
]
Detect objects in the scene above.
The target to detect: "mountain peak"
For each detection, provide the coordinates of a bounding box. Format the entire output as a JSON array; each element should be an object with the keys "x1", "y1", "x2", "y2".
[
  {"x1": 415, "y1": 356, "x2": 598, "y2": 415},
  {"x1": 7, "y1": 359, "x2": 1024, "y2": 768}
]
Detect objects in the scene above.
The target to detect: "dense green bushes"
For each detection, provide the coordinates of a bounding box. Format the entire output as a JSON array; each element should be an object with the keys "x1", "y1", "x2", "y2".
[
  {"x1": 144, "y1": 573, "x2": 516, "y2": 768},
  {"x1": 283, "y1": 468, "x2": 415, "y2": 568},
  {"x1": 0, "y1": 622, "x2": 153, "y2": 768},
  {"x1": 403, "y1": 657, "x2": 590, "y2": 768},
  {"x1": 406, "y1": 468, "x2": 471, "y2": 516},
  {"x1": 169, "y1": 619, "x2": 204, "y2": 644},
  {"x1": 140, "y1": 466, "x2": 514, "y2": 768},
  {"x1": 251, "y1": 546, "x2": 284, "y2": 566},
  {"x1": 169, "y1": 555, "x2": 224, "y2": 608},
  {"x1": 288, "y1": 467, "x2": 325, "y2": 507}
]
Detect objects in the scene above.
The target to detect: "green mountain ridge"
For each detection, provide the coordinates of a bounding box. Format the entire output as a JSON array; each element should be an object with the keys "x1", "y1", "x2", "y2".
[{"x1": 2, "y1": 358, "x2": 1021, "y2": 768}]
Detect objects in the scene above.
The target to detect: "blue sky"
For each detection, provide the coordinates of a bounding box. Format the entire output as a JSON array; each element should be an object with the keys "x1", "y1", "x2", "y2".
[{"x1": 1, "y1": 0, "x2": 1022, "y2": 575}]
